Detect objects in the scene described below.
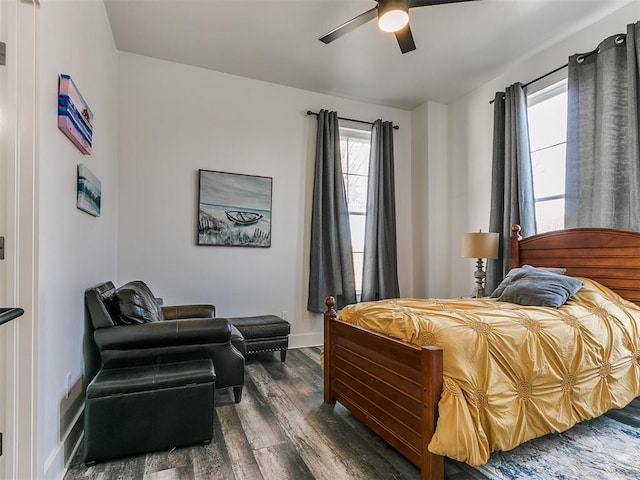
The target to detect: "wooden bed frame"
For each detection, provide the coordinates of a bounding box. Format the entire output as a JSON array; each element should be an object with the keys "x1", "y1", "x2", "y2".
[{"x1": 323, "y1": 225, "x2": 640, "y2": 480}]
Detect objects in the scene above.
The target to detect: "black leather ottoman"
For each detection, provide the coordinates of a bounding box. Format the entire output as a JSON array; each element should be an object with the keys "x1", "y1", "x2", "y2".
[
  {"x1": 84, "y1": 358, "x2": 215, "y2": 465},
  {"x1": 229, "y1": 315, "x2": 291, "y2": 362}
]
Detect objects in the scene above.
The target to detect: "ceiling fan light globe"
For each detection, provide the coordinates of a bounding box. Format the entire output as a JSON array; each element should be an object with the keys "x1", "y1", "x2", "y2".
[{"x1": 378, "y1": 9, "x2": 409, "y2": 32}]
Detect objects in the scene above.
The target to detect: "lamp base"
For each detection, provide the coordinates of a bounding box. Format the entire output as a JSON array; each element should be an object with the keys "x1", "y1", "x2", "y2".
[{"x1": 472, "y1": 258, "x2": 486, "y2": 298}]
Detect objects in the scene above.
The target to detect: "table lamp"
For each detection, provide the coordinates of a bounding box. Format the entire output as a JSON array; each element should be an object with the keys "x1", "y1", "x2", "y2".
[{"x1": 462, "y1": 231, "x2": 499, "y2": 298}]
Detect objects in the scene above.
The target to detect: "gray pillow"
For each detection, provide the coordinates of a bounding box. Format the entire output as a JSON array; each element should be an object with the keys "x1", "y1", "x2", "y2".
[
  {"x1": 495, "y1": 266, "x2": 583, "y2": 308},
  {"x1": 491, "y1": 265, "x2": 567, "y2": 298}
]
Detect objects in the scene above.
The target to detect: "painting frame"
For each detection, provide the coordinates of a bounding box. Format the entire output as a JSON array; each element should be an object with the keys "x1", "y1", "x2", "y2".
[
  {"x1": 77, "y1": 164, "x2": 101, "y2": 217},
  {"x1": 197, "y1": 169, "x2": 273, "y2": 248}
]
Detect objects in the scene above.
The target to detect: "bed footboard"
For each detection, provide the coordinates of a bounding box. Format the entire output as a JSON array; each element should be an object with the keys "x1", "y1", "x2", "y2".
[{"x1": 324, "y1": 297, "x2": 444, "y2": 480}]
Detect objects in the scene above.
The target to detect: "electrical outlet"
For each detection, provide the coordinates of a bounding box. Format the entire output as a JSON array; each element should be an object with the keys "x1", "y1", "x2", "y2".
[
  {"x1": 281, "y1": 311, "x2": 288, "y2": 320},
  {"x1": 66, "y1": 373, "x2": 71, "y2": 399}
]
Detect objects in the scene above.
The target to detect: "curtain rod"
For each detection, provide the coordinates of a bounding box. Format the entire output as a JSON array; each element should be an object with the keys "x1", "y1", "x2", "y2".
[
  {"x1": 489, "y1": 46, "x2": 607, "y2": 104},
  {"x1": 522, "y1": 63, "x2": 568, "y2": 89},
  {"x1": 489, "y1": 63, "x2": 568, "y2": 105},
  {"x1": 306, "y1": 110, "x2": 400, "y2": 130}
]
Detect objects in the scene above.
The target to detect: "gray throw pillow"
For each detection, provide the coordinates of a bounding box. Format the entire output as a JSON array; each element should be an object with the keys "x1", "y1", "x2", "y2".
[
  {"x1": 115, "y1": 280, "x2": 165, "y2": 325},
  {"x1": 495, "y1": 266, "x2": 583, "y2": 308},
  {"x1": 491, "y1": 265, "x2": 567, "y2": 298}
]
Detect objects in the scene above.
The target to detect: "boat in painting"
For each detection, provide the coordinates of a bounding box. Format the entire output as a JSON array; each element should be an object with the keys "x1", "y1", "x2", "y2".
[{"x1": 225, "y1": 210, "x2": 263, "y2": 226}]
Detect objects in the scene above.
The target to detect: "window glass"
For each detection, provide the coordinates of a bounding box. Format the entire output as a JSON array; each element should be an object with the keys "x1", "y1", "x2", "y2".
[
  {"x1": 528, "y1": 91, "x2": 568, "y2": 151},
  {"x1": 349, "y1": 214, "x2": 366, "y2": 252},
  {"x1": 531, "y1": 144, "x2": 566, "y2": 198},
  {"x1": 342, "y1": 138, "x2": 370, "y2": 175},
  {"x1": 352, "y1": 252, "x2": 364, "y2": 292},
  {"x1": 535, "y1": 198, "x2": 565, "y2": 233},
  {"x1": 345, "y1": 175, "x2": 368, "y2": 213}
]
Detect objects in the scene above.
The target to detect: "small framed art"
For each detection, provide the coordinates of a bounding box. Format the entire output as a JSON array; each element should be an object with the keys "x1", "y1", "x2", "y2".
[{"x1": 77, "y1": 164, "x2": 101, "y2": 217}]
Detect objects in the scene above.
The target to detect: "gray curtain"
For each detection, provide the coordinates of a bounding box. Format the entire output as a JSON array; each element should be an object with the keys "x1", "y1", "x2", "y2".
[
  {"x1": 565, "y1": 22, "x2": 640, "y2": 230},
  {"x1": 361, "y1": 120, "x2": 400, "y2": 302},
  {"x1": 307, "y1": 110, "x2": 357, "y2": 313},
  {"x1": 486, "y1": 83, "x2": 537, "y2": 293}
]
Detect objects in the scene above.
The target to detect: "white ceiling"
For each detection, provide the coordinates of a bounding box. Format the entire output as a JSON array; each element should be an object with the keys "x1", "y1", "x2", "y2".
[{"x1": 104, "y1": 0, "x2": 634, "y2": 110}]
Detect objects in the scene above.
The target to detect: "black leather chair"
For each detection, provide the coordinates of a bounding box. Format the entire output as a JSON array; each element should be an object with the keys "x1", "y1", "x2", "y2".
[{"x1": 84, "y1": 281, "x2": 245, "y2": 402}]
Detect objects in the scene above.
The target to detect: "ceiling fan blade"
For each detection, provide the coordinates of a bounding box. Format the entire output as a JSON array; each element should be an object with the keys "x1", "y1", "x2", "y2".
[
  {"x1": 395, "y1": 23, "x2": 416, "y2": 54},
  {"x1": 409, "y1": 0, "x2": 481, "y2": 7},
  {"x1": 318, "y1": 7, "x2": 378, "y2": 44}
]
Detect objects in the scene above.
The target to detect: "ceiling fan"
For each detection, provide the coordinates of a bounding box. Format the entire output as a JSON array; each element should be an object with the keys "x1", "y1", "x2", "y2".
[{"x1": 318, "y1": 0, "x2": 480, "y2": 54}]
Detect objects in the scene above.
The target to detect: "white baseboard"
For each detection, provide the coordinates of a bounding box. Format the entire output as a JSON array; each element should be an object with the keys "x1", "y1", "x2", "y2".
[
  {"x1": 45, "y1": 404, "x2": 84, "y2": 479},
  {"x1": 288, "y1": 332, "x2": 323, "y2": 349},
  {"x1": 58, "y1": 431, "x2": 84, "y2": 480}
]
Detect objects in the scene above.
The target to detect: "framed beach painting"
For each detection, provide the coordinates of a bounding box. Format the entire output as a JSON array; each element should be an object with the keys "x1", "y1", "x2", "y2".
[
  {"x1": 77, "y1": 164, "x2": 101, "y2": 217},
  {"x1": 197, "y1": 170, "x2": 272, "y2": 247}
]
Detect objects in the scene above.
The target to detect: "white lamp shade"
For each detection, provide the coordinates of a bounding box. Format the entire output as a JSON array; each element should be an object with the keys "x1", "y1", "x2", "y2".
[{"x1": 462, "y1": 232, "x2": 499, "y2": 259}]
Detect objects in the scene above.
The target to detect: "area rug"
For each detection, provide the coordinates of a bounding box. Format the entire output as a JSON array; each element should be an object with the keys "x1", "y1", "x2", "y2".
[{"x1": 474, "y1": 416, "x2": 640, "y2": 479}]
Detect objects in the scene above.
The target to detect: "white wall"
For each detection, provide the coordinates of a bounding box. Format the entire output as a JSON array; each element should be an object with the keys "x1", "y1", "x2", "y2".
[
  {"x1": 411, "y1": 103, "x2": 429, "y2": 298},
  {"x1": 411, "y1": 101, "x2": 451, "y2": 299},
  {"x1": 117, "y1": 52, "x2": 412, "y2": 348},
  {"x1": 38, "y1": 0, "x2": 118, "y2": 477},
  {"x1": 447, "y1": 0, "x2": 640, "y2": 297}
]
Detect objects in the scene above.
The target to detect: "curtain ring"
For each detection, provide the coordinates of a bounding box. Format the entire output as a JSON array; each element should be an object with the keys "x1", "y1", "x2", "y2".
[
  {"x1": 577, "y1": 55, "x2": 585, "y2": 63},
  {"x1": 615, "y1": 34, "x2": 625, "y2": 44}
]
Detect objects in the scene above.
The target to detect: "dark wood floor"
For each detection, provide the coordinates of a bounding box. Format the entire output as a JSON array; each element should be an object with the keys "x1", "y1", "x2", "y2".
[{"x1": 64, "y1": 347, "x2": 640, "y2": 480}]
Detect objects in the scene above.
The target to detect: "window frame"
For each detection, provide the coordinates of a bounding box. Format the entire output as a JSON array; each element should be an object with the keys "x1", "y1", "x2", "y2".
[
  {"x1": 339, "y1": 125, "x2": 371, "y2": 294},
  {"x1": 527, "y1": 79, "x2": 568, "y2": 233}
]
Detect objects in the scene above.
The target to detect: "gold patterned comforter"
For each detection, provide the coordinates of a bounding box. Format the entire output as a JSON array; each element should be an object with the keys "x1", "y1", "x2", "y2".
[{"x1": 338, "y1": 278, "x2": 640, "y2": 466}]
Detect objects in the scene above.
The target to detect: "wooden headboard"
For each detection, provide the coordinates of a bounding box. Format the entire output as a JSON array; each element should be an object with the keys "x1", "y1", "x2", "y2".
[{"x1": 510, "y1": 225, "x2": 640, "y2": 305}]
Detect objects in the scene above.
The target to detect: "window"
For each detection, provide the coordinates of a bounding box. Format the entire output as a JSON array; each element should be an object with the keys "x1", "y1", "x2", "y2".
[
  {"x1": 527, "y1": 80, "x2": 568, "y2": 233},
  {"x1": 340, "y1": 127, "x2": 371, "y2": 293}
]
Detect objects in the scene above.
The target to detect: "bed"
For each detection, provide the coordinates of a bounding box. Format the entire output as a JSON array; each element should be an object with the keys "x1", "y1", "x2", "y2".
[{"x1": 323, "y1": 225, "x2": 640, "y2": 480}]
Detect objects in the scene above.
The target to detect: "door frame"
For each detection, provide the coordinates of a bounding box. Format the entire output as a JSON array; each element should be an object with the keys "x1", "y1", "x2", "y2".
[
  {"x1": 0, "y1": 0, "x2": 9, "y2": 474},
  {"x1": 1, "y1": 0, "x2": 39, "y2": 478}
]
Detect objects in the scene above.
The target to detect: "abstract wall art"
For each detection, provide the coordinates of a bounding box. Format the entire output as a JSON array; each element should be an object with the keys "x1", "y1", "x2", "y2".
[{"x1": 58, "y1": 74, "x2": 93, "y2": 155}]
